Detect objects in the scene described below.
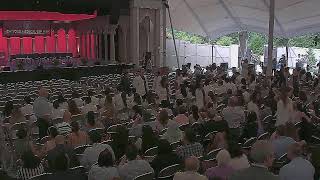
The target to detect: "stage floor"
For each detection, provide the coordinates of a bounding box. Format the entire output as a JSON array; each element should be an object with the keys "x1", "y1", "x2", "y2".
[{"x1": 0, "y1": 64, "x2": 134, "y2": 83}]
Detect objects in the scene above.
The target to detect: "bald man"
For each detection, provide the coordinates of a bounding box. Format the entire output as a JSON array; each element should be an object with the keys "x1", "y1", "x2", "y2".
[
  {"x1": 33, "y1": 87, "x2": 52, "y2": 138},
  {"x1": 173, "y1": 156, "x2": 207, "y2": 180}
]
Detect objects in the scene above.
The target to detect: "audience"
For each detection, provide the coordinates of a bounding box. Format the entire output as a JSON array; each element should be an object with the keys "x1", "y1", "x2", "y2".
[
  {"x1": 118, "y1": 144, "x2": 154, "y2": 180},
  {"x1": 176, "y1": 128, "x2": 203, "y2": 159},
  {"x1": 67, "y1": 121, "x2": 89, "y2": 148},
  {"x1": 81, "y1": 130, "x2": 115, "y2": 169},
  {"x1": 16, "y1": 151, "x2": 44, "y2": 180},
  {"x1": 229, "y1": 140, "x2": 279, "y2": 180},
  {"x1": 228, "y1": 142, "x2": 250, "y2": 170},
  {"x1": 279, "y1": 143, "x2": 315, "y2": 180},
  {"x1": 47, "y1": 135, "x2": 79, "y2": 170},
  {"x1": 162, "y1": 122, "x2": 183, "y2": 143},
  {"x1": 205, "y1": 149, "x2": 234, "y2": 180},
  {"x1": 151, "y1": 139, "x2": 182, "y2": 176},
  {"x1": 88, "y1": 149, "x2": 120, "y2": 180},
  {"x1": 2, "y1": 64, "x2": 320, "y2": 180},
  {"x1": 272, "y1": 125, "x2": 296, "y2": 159},
  {"x1": 173, "y1": 156, "x2": 208, "y2": 180}
]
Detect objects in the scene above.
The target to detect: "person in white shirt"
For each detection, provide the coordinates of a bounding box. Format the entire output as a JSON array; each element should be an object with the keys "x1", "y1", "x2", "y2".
[
  {"x1": 276, "y1": 88, "x2": 294, "y2": 126},
  {"x1": 88, "y1": 149, "x2": 120, "y2": 180},
  {"x1": 173, "y1": 156, "x2": 208, "y2": 180},
  {"x1": 222, "y1": 97, "x2": 245, "y2": 136},
  {"x1": 118, "y1": 144, "x2": 154, "y2": 180},
  {"x1": 247, "y1": 92, "x2": 260, "y2": 119},
  {"x1": 132, "y1": 71, "x2": 146, "y2": 97},
  {"x1": 224, "y1": 78, "x2": 237, "y2": 95},
  {"x1": 113, "y1": 88, "x2": 125, "y2": 112},
  {"x1": 156, "y1": 76, "x2": 169, "y2": 104},
  {"x1": 51, "y1": 100, "x2": 65, "y2": 120},
  {"x1": 21, "y1": 96, "x2": 34, "y2": 116},
  {"x1": 279, "y1": 143, "x2": 315, "y2": 180},
  {"x1": 81, "y1": 131, "x2": 115, "y2": 170},
  {"x1": 195, "y1": 79, "x2": 206, "y2": 109},
  {"x1": 88, "y1": 90, "x2": 99, "y2": 105},
  {"x1": 71, "y1": 91, "x2": 84, "y2": 108},
  {"x1": 82, "y1": 97, "x2": 97, "y2": 114}
]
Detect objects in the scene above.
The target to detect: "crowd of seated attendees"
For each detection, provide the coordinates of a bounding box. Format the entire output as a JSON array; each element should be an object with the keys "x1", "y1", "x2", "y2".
[{"x1": 0, "y1": 65, "x2": 320, "y2": 180}]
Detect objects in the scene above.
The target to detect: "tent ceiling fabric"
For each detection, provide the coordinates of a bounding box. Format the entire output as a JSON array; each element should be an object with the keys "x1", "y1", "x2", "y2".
[{"x1": 168, "y1": 0, "x2": 320, "y2": 39}]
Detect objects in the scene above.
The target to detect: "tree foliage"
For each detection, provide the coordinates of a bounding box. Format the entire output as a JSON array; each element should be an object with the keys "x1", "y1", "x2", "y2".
[{"x1": 167, "y1": 29, "x2": 320, "y2": 58}]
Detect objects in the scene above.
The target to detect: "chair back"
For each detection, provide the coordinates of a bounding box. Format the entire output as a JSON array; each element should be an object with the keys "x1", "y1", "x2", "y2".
[
  {"x1": 144, "y1": 146, "x2": 158, "y2": 157},
  {"x1": 206, "y1": 148, "x2": 222, "y2": 160},
  {"x1": 242, "y1": 137, "x2": 257, "y2": 150},
  {"x1": 74, "y1": 144, "x2": 92, "y2": 155},
  {"x1": 133, "y1": 172, "x2": 154, "y2": 180},
  {"x1": 158, "y1": 164, "x2": 182, "y2": 179},
  {"x1": 40, "y1": 136, "x2": 51, "y2": 144},
  {"x1": 257, "y1": 132, "x2": 269, "y2": 140},
  {"x1": 30, "y1": 173, "x2": 52, "y2": 180}
]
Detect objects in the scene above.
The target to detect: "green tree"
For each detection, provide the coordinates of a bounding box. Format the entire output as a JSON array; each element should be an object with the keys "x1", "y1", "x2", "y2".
[
  {"x1": 306, "y1": 48, "x2": 317, "y2": 67},
  {"x1": 248, "y1": 32, "x2": 266, "y2": 55}
]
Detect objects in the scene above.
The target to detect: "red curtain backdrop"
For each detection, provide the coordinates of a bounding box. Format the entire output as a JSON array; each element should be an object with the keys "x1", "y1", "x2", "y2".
[{"x1": 0, "y1": 27, "x2": 80, "y2": 64}]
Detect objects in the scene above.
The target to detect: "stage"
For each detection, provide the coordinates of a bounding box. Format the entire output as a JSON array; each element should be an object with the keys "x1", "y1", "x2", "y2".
[{"x1": 0, "y1": 64, "x2": 134, "y2": 83}]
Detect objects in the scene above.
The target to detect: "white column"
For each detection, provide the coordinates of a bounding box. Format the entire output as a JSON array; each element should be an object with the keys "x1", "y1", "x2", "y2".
[
  {"x1": 20, "y1": 38, "x2": 23, "y2": 54},
  {"x1": 66, "y1": 33, "x2": 69, "y2": 52},
  {"x1": 104, "y1": 31, "x2": 108, "y2": 61},
  {"x1": 162, "y1": 3, "x2": 167, "y2": 67},
  {"x1": 44, "y1": 37, "x2": 47, "y2": 53},
  {"x1": 123, "y1": 30, "x2": 127, "y2": 63},
  {"x1": 130, "y1": 7, "x2": 140, "y2": 67},
  {"x1": 154, "y1": 9, "x2": 161, "y2": 67},
  {"x1": 54, "y1": 32, "x2": 58, "y2": 53},
  {"x1": 110, "y1": 26, "x2": 117, "y2": 62},
  {"x1": 32, "y1": 37, "x2": 35, "y2": 54}
]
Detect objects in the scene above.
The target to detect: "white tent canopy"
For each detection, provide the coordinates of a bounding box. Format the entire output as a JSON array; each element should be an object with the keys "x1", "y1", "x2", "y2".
[{"x1": 167, "y1": 0, "x2": 320, "y2": 39}]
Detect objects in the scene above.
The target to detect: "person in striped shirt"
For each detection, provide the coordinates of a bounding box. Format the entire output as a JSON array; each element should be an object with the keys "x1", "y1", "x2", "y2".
[{"x1": 16, "y1": 150, "x2": 44, "y2": 180}]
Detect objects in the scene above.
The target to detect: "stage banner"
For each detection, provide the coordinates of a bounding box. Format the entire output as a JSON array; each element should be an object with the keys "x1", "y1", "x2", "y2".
[{"x1": 3, "y1": 21, "x2": 51, "y2": 37}]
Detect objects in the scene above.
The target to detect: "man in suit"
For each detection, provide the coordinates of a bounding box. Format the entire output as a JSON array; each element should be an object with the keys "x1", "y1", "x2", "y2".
[{"x1": 229, "y1": 140, "x2": 280, "y2": 180}]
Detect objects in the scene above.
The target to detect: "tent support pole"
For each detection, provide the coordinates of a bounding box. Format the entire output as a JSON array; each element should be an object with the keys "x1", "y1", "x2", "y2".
[
  {"x1": 165, "y1": 1, "x2": 180, "y2": 69},
  {"x1": 267, "y1": 0, "x2": 275, "y2": 77},
  {"x1": 285, "y1": 39, "x2": 289, "y2": 67}
]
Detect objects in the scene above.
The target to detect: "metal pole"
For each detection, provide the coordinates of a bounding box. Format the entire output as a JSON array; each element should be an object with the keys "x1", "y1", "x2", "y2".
[
  {"x1": 211, "y1": 44, "x2": 214, "y2": 64},
  {"x1": 267, "y1": 0, "x2": 275, "y2": 77},
  {"x1": 165, "y1": 1, "x2": 180, "y2": 69},
  {"x1": 285, "y1": 39, "x2": 289, "y2": 67}
]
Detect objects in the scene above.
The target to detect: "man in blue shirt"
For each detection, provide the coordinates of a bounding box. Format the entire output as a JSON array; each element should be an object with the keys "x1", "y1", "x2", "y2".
[{"x1": 279, "y1": 143, "x2": 315, "y2": 180}]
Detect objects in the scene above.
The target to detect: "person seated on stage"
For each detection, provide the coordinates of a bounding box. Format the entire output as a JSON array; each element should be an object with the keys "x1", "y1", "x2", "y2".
[
  {"x1": 21, "y1": 96, "x2": 34, "y2": 116},
  {"x1": 67, "y1": 121, "x2": 89, "y2": 148},
  {"x1": 88, "y1": 89, "x2": 99, "y2": 106},
  {"x1": 67, "y1": 100, "x2": 82, "y2": 116},
  {"x1": 72, "y1": 91, "x2": 84, "y2": 108},
  {"x1": 82, "y1": 96, "x2": 97, "y2": 114}
]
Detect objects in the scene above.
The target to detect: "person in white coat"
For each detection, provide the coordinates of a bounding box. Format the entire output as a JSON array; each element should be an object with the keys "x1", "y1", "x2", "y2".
[{"x1": 132, "y1": 71, "x2": 146, "y2": 97}]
